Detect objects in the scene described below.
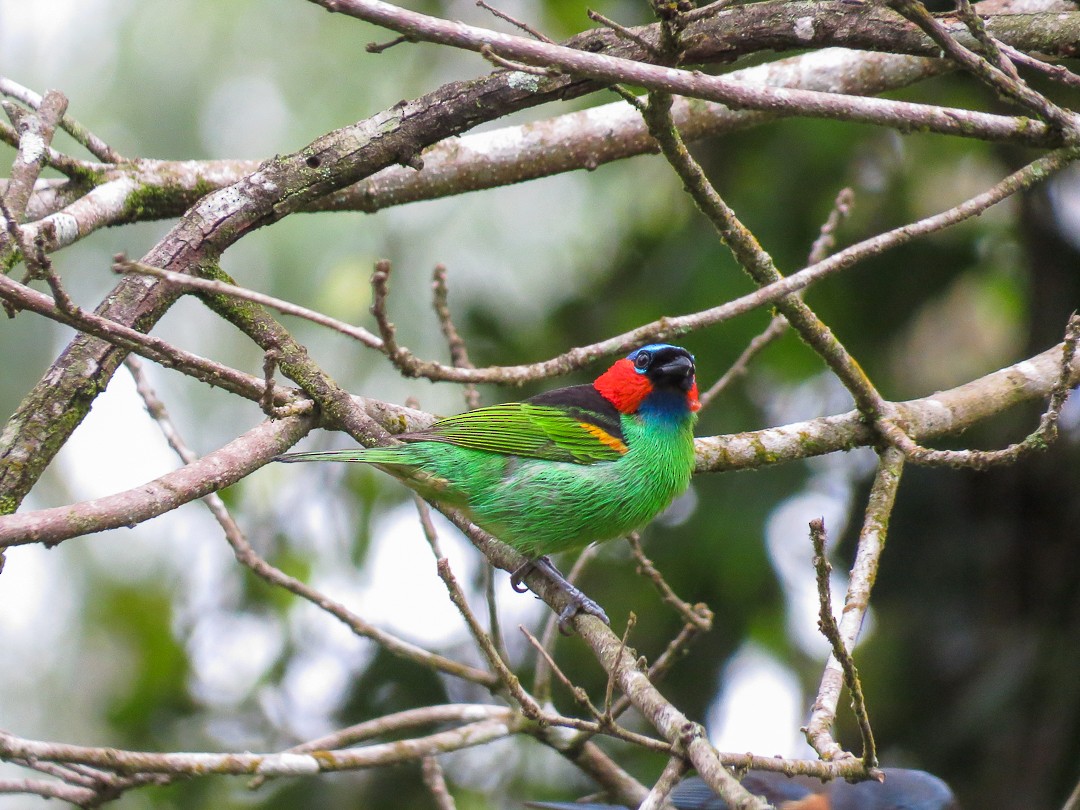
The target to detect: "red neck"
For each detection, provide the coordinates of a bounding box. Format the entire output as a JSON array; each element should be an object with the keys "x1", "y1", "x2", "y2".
[
  {"x1": 594, "y1": 358, "x2": 701, "y2": 415},
  {"x1": 594, "y1": 359, "x2": 652, "y2": 413}
]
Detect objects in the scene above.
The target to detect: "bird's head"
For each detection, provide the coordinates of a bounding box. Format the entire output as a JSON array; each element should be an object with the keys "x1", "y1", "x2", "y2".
[{"x1": 594, "y1": 343, "x2": 700, "y2": 417}]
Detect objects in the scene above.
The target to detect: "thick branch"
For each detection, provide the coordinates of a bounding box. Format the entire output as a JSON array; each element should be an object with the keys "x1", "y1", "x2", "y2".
[
  {"x1": 695, "y1": 336, "x2": 1080, "y2": 471},
  {"x1": 2, "y1": 336, "x2": 1073, "y2": 546},
  {"x1": 317, "y1": 0, "x2": 1071, "y2": 147}
]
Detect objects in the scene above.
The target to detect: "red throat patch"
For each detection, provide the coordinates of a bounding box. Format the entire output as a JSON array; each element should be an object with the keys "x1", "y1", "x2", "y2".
[{"x1": 688, "y1": 380, "x2": 701, "y2": 412}]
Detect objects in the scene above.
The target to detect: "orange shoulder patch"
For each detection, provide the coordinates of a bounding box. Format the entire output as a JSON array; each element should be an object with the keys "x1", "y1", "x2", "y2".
[{"x1": 578, "y1": 422, "x2": 629, "y2": 454}]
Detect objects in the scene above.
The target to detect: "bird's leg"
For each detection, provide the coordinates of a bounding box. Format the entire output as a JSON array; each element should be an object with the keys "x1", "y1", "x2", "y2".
[
  {"x1": 509, "y1": 558, "x2": 536, "y2": 593},
  {"x1": 512, "y1": 555, "x2": 610, "y2": 633}
]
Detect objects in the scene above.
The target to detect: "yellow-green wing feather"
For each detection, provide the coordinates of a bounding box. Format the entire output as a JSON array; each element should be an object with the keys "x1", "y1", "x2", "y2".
[{"x1": 404, "y1": 403, "x2": 626, "y2": 464}]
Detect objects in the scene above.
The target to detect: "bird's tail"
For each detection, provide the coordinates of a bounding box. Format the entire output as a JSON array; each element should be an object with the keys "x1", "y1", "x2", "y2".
[{"x1": 274, "y1": 447, "x2": 406, "y2": 464}]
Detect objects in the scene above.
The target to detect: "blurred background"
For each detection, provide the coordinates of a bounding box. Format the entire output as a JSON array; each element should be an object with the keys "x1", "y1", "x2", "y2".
[{"x1": 2, "y1": 1, "x2": 1079, "y2": 808}]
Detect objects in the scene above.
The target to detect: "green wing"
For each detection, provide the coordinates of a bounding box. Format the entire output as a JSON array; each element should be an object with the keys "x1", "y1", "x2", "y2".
[{"x1": 403, "y1": 403, "x2": 628, "y2": 464}]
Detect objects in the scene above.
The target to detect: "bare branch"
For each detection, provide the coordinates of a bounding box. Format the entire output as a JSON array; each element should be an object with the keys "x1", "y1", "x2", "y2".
[
  {"x1": 889, "y1": 0, "x2": 1077, "y2": 132},
  {"x1": 0, "y1": 722, "x2": 518, "y2": 777},
  {"x1": 0, "y1": 416, "x2": 314, "y2": 548},
  {"x1": 640, "y1": 756, "x2": 689, "y2": 810},
  {"x1": 316, "y1": 0, "x2": 1073, "y2": 147},
  {"x1": 0, "y1": 269, "x2": 304, "y2": 406},
  {"x1": 115, "y1": 256, "x2": 384, "y2": 350},
  {"x1": 0, "y1": 777, "x2": 97, "y2": 806},
  {"x1": 249, "y1": 704, "x2": 512, "y2": 790},
  {"x1": 698, "y1": 317, "x2": 787, "y2": 409},
  {"x1": 808, "y1": 518, "x2": 877, "y2": 767},
  {"x1": 421, "y1": 756, "x2": 457, "y2": 810},
  {"x1": 627, "y1": 533, "x2": 711, "y2": 630},
  {"x1": 1, "y1": 88, "x2": 68, "y2": 254},
  {"x1": 805, "y1": 449, "x2": 904, "y2": 761},
  {"x1": 880, "y1": 313, "x2": 1080, "y2": 468},
  {"x1": 431, "y1": 264, "x2": 480, "y2": 409},
  {"x1": 476, "y1": 0, "x2": 555, "y2": 44},
  {"x1": 0, "y1": 76, "x2": 122, "y2": 162},
  {"x1": 532, "y1": 546, "x2": 600, "y2": 703}
]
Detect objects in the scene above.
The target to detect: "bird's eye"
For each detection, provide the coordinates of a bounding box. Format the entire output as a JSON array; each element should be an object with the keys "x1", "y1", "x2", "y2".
[{"x1": 634, "y1": 351, "x2": 651, "y2": 371}]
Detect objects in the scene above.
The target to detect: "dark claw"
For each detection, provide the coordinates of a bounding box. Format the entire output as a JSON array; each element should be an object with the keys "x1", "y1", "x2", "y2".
[
  {"x1": 557, "y1": 591, "x2": 609, "y2": 635},
  {"x1": 514, "y1": 556, "x2": 609, "y2": 634},
  {"x1": 510, "y1": 559, "x2": 536, "y2": 593}
]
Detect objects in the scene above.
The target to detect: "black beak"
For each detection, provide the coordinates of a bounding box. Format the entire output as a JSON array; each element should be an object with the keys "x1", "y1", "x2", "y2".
[{"x1": 655, "y1": 354, "x2": 695, "y2": 389}]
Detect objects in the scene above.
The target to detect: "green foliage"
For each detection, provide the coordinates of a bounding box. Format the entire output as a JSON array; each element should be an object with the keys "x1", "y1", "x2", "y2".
[{"x1": 89, "y1": 584, "x2": 196, "y2": 748}]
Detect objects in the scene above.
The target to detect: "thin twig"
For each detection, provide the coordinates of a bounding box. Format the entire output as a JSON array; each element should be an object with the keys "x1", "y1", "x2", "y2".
[
  {"x1": 477, "y1": 0, "x2": 555, "y2": 43},
  {"x1": 249, "y1": 704, "x2": 512, "y2": 789},
  {"x1": 0, "y1": 723, "x2": 518, "y2": 777},
  {"x1": 882, "y1": 313, "x2": 1080, "y2": 468},
  {"x1": 431, "y1": 263, "x2": 480, "y2": 409},
  {"x1": 627, "y1": 533, "x2": 711, "y2": 629},
  {"x1": 640, "y1": 755, "x2": 689, "y2": 810},
  {"x1": 609, "y1": 617, "x2": 711, "y2": 720},
  {"x1": 366, "y1": 33, "x2": 415, "y2": 53},
  {"x1": 997, "y1": 43, "x2": 1080, "y2": 90},
  {"x1": 124, "y1": 358, "x2": 497, "y2": 690},
  {"x1": 698, "y1": 316, "x2": 787, "y2": 409},
  {"x1": 809, "y1": 518, "x2": 876, "y2": 767},
  {"x1": 421, "y1": 756, "x2": 457, "y2": 810},
  {"x1": 516, "y1": 626, "x2": 675, "y2": 753},
  {"x1": 0, "y1": 778, "x2": 97, "y2": 805},
  {"x1": 587, "y1": 9, "x2": 658, "y2": 55},
  {"x1": 0, "y1": 267, "x2": 306, "y2": 406},
  {"x1": 434, "y1": 553, "x2": 544, "y2": 716},
  {"x1": 532, "y1": 545, "x2": 600, "y2": 703},
  {"x1": 115, "y1": 255, "x2": 384, "y2": 350},
  {"x1": 480, "y1": 45, "x2": 559, "y2": 76},
  {"x1": 7, "y1": 757, "x2": 103, "y2": 789},
  {"x1": 521, "y1": 625, "x2": 604, "y2": 719},
  {"x1": 889, "y1": 0, "x2": 1077, "y2": 133},
  {"x1": 682, "y1": 0, "x2": 742, "y2": 23},
  {"x1": 412, "y1": 497, "x2": 517, "y2": 697},
  {"x1": 807, "y1": 187, "x2": 855, "y2": 266},
  {"x1": 370, "y1": 259, "x2": 405, "y2": 362},
  {"x1": 603, "y1": 613, "x2": 636, "y2": 717},
  {"x1": 0, "y1": 76, "x2": 123, "y2": 162},
  {"x1": 805, "y1": 448, "x2": 903, "y2": 763}
]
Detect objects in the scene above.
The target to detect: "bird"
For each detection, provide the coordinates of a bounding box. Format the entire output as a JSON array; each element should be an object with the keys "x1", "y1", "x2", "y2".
[
  {"x1": 276, "y1": 343, "x2": 701, "y2": 627},
  {"x1": 523, "y1": 767, "x2": 959, "y2": 810}
]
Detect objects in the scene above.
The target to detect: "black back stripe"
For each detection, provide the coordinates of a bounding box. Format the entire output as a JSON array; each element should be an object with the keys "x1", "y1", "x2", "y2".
[{"x1": 527, "y1": 384, "x2": 626, "y2": 446}]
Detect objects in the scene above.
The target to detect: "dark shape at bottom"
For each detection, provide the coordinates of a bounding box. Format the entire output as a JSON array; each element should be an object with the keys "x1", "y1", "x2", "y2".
[{"x1": 525, "y1": 767, "x2": 958, "y2": 810}]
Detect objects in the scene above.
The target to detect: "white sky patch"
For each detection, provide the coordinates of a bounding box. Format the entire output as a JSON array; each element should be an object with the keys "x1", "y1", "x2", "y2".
[
  {"x1": 1060, "y1": 386, "x2": 1080, "y2": 436},
  {"x1": 706, "y1": 643, "x2": 812, "y2": 758},
  {"x1": 1049, "y1": 165, "x2": 1080, "y2": 252},
  {"x1": 0, "y1": 545, "x2": 77, "y2": 684},
  {"x1": 55, "y1": 365, "x2": 178, "y2": 502},
  {"x1": 187, "y1": 611, "x2": 285, "y2": 708},
  {"x1": 334, "y1": 503, "x2": 544, "y2": 648},
  {"x1": 276, "y1": 650, "x2": 354, "y2": 740},
  {"x1": 199, "y1": 74, "x2": 291, "y2": 158},
  {"x1": 766, "y1": 489, "x2": 857, "y2": 656},
  {"x1": 0, "y1": 0, "x2": 125, "y2": 89}
]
